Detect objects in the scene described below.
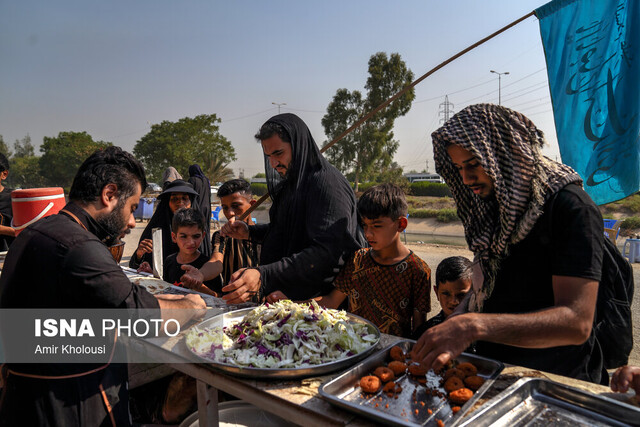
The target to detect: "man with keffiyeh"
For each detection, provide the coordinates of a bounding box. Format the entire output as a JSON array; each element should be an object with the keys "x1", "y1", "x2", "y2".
[{"x1": 411, "y1": 104, "x2": 607, "y2": 385}]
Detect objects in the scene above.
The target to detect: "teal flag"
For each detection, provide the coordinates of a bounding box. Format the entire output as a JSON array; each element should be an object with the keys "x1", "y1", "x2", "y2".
[{"x1": 537, "y1": 0, "x2": 640, "y2": 205}]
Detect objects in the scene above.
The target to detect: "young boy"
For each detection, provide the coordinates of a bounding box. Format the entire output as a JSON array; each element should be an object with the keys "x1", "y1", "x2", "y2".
[
  {"x1": 267, "y1": 183, "x2": 431, "y2": 338},
  {"x1": 139, "y1": 208, "x2": 221, "y2": 295},
  {"x1": 412, "y1": 256, "x2": 472, "y2": 339},
  {"x1": 180, "y1": 179, "x2": 261, "y2": 289}
]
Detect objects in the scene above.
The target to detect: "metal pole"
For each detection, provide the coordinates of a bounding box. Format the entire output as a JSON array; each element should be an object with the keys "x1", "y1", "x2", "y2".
[
  {"x1": 490, "y1": 70, "x2": 509, "y2": 105},
  {"x1": 272, "y1": 102, "x2": 286, "y2": 114}
]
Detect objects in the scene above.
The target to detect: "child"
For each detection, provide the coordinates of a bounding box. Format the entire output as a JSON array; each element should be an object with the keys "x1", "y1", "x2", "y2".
[
  {"x1": 412, "y1": 256, "x2": 472, "y2": 339},
  {"x1": 180, "y1": 179, "x2": 261, "y2": 289},
  {"x1": 267, "y1": 183, "x2": 431, "y2": 338},
  {"x1": 140, "y1": 208, "x2": 221, "y2": 295}
]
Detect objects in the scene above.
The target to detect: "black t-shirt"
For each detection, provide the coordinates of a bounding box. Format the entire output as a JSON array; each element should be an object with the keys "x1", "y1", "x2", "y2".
[
  {"x1": 0, "y1": 186, "x2": 14, "y2": 250},
  {"x1": 163, "y1": 251, "x2": 223, "y2": 295},
  {"x1": 476, "y1": 184, "x2": 604, "y2": 383}
]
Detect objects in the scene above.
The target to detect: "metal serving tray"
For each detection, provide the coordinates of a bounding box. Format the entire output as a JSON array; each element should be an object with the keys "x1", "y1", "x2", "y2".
[
  {"x1": 319, "y1": 339, "x2": 504, "y2": 427},
  {"x1": 458, "y1": 377, "x2": 640, "y2": 427},
  {"x1": 185, "y1": 307, "x2": 381, "y2": 380}
]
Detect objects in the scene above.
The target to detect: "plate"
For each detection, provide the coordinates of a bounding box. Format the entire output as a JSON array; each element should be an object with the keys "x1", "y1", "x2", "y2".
[
  {"x1": 185, "y1": 306, "x2": 381, "y2": 379},
  {"x1": 319, "y1": 339, "x2": 504, "y2": 427},
  {"x1": 132, "y1": 277, "x2": 171, "y2": 295}
]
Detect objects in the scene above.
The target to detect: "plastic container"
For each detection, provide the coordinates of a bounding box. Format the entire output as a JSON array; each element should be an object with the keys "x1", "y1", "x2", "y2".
[
  {"x1": 623, "y1": 238, "x2": 640, "y2": 263},
  {"x1": 11, "y1": 187, "x2": 66, "y2": 235},
  {"x1": 179, "y1": 401, "x2": 296, "y2": 427},
  {"x1": 134, "y1": 197, "x2": 156, "y2": 221}
]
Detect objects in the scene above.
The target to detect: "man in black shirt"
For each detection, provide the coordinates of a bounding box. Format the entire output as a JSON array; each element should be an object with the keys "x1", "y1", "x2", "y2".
[
  {"x1": 411, "y1": 104, "x2": 605, "y2": 384},
  {"x1": 0, "y1": 146, "x2": 205, "y2": 426},
  {"x1": 0, "y1": 153, "x2": 15, "y2": 251}
]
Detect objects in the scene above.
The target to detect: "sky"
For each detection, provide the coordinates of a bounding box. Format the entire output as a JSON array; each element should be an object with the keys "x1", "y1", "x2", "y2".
[{"x1": 0, "y1": 0, "x2": 558, "y2": 181}]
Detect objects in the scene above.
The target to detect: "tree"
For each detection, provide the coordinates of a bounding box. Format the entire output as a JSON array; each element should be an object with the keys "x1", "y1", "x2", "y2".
[
  {"x1": 134, "y1": 114, "x2": 236, "y2": 182},
  {"x1": 13, "y1": 134, "x2": 35, "y2": 158},
  {"x1": 0, "y1": 135, "x2": 12, "y2": 158},
  {"x1": 8, "y1": 156, "x2": 46, "y2": 189},
  {"x1": 322, "y1": 52, "x2": 415, "y2": 191},
  {"x1": 202, "y1": 152, "x2": 235, "y2": 184},
  {"x1": 39, "y1": 131, "x2": 111, "y2": 188}
]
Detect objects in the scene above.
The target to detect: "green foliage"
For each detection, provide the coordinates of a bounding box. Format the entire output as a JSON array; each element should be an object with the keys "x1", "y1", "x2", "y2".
[
  {"x1": 252, "y1": 173, "x2": 266, "y2": 178},
  {"x1": 134, "y1": 114, "x2": 236, "y2": 182},
  {"x1": 612, "y1": 194, "x2": 640, "y2": 214},
  {"x1": 7, "y1": 156, "x2": 46, "y2": 188},
  {"x1": 250, "y1": 183, "x2": 268, "y2": 196},
  {"x1": 408, "y1": 207, "x2": 458, "y2": 223},
  {"x1": 202, "y1": 153, "x2": 234, "y2": 184},
  {"x1": 621, "y1": 216, "x2": 640, "y2": 230},
  {"x1": 39, "y1": 131, "x2": 111, "y2": 188},
  {"x1": 13, "y1": 134, "x2": 34, "y2": 158},
  {"x1": 410, "y1": 181, "x2": 452, "y2": 197},
  {"x1": 355, "y1": 182, "x2": 377, "y2": 193},
  {"x1": 0, "y1": 135, "x2": 11, "y2": 158},
  {"x1": 322, "y1": 52, "x2": 415, "y2": 189}
]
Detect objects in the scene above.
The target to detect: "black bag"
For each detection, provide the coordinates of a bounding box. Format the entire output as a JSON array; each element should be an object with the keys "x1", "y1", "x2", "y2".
[{"x1": 593, "y1": 236, "x2": 635, "y2": 369}]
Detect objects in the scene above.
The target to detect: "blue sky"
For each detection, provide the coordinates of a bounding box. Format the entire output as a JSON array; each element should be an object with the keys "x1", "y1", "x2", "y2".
[{"x1": 0, "y1": 0, "x2": 555, "y2": 179}]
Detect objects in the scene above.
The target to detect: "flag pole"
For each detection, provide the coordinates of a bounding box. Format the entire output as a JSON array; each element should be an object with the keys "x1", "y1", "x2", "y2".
[{"x1": 238, "y1": 10, "x2": 537, "y2": 221}]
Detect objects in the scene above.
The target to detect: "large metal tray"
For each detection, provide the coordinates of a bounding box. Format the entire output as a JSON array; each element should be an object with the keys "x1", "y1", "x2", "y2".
[
  {"x1": 458, "y1": 377, "x2": 640, "y2": 427},
  {"x1": 319, "y1": 339, "x2": 504, "y2": 426},
  {"x1": 185, "y1": 307, "x2": 380, "y2": 379}
]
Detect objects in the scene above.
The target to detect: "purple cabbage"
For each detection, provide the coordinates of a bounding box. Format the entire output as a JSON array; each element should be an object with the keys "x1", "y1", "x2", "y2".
[{"x1": 277, "y1": 313, "x2": 292, "y2": 327}]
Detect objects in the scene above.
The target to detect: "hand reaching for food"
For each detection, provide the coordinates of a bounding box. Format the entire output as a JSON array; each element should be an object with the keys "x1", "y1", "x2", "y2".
[
  {"x1": 611, "y1": 365, "x2": 640, "y2": 403},
  {"x1": 137, "y1": 261, "x2": 153, "y2": 274},
  {"x1": 266, "y1": 290, "x2": 288, "y2": 303}
]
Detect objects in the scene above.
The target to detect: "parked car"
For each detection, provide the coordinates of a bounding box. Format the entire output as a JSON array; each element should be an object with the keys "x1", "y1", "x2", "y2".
[{"x1": 146, "y1": 182, "x2": 162, "y2": 193}]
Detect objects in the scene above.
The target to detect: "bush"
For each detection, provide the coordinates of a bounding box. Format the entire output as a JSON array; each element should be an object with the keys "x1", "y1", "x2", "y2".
[
  {"x1": 410, "y1": 181, "x2": 452, "y2": 197},
  {"x1": 408, "y1": 207, "x2": 459, "y2": 223},
  {"x1": 355, "y1": 182, "x2": 377, "y2": 193},
  {"x1": 250, "y1": 182, "x2": 268, "y2": 196},
  {"x1": 620, "y1": 216, "x2": 640, "y2": 230}
]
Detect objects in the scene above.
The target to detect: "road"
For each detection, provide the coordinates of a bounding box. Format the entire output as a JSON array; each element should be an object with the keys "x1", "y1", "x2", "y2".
[{"x1": 121, "y1": 219, "x2": 640, "y2": 367}]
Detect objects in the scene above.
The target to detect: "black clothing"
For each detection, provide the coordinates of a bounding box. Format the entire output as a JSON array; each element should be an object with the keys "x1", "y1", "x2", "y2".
[
  {"x1": 163, "y1": 251, "x2": 222, "y2": 294},
  {"x1": 412, "y1": 310, "x2": 446, "y2": 339},
  {"x1": 475, "y1": 184, "x2": 605, "y2": 383},
  {"x1": 0, "y1": 186, "x2": 14, "y2": 251},
  {"x1": 255, "y1": 114, "x2": 364, "y2": 300},
  {"x1": 0, "y1": 202, "x2": 159, "y2": 426},
  {"x1": 188, "y1": 165, "x2": 212, "y2": 257}
]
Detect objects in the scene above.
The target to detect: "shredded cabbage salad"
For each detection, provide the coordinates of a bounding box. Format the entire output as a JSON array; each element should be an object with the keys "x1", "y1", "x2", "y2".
[{"x1": 187, "y1": 300, "x2": 378, "y2": 369}]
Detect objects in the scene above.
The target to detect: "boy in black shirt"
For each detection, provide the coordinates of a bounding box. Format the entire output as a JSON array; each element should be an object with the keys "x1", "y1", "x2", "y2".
[
  {"x1": 413, "y1": 256, "x2": 472, "y2": 339},
  {"x1": 140, "y1": 208, "x2": 221, "y2": 295}
]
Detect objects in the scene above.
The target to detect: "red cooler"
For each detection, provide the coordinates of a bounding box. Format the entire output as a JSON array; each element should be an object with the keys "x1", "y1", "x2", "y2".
[{"x1": 11, "y1": 187, "x2": 66, "y2": 235}]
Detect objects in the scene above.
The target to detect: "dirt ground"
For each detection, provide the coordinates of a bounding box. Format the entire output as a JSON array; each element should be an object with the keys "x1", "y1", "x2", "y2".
[{"x1": 121, "y1": 219, "x2": 640, "y2": 368}]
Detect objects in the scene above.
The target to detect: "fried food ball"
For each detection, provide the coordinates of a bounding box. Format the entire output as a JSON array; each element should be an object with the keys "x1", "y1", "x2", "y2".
[
  {"x1": 443, "y1": 368, "x2": 465, "y2": 381},
  {"x1": 451, "y1": 406, "x2": 461, "y2": 414},
  {"x1": 373, "y1": 366, "x2": 395, "y2": 383},
  {"x1": 464, "y1": 375, "x2": 485, "y2": 391},
  {"x1": 360, "y1": 375, "x2": 381, "y2": 394},
  {"x1": 383, "y1": 381, "x2": 396, "y2": 393},
  {"x1": 449, "y1": 387, "x2": 474, "y2": 404},
  {"x1": 389, "y1": 345, "x2": 406, "y2": 361},
  {"x1": 387, "y1": 360, "x2": 408, "y2": 376},
  {"x1": 443, "y1": 376, "x2": 465, "y2": 393},
  {"x1": 407, "y1": 363, "x2": 428, "y2": 377},
  {"x1": 457, "y1": 362, "x2": 478, "y2": 378}
]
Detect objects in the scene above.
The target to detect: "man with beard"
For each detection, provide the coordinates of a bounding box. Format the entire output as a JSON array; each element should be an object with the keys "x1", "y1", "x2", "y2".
[
  {"x1": 0, "y1": 146, "x2": 205, "y2": 426},
  {"x1": 182, "y1": 113, "x2": 364, "y2": 303}
]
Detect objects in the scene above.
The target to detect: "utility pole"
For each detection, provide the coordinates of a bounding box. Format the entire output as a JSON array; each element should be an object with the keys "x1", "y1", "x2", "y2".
[
  {"x1": 272, "y1": 102, "x2": 286, "y2": 114},
  {"x1": 490, "y1": 70, "x2": 509, "y2": 105},
  {"x1": 438, "y1": 95, "x2": 454, "y2": 124}
]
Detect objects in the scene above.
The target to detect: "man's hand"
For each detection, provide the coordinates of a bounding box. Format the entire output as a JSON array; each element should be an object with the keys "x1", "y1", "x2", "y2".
[
  {"x1": 222, "y1": 268, "x2": 260, "y2": 304},
  {"x1": 135, "y1": 238, "x2": 153, "y2": 260},
  {"x1": 220, "y1": 217, "x2": 249, "y2": 240},
  {"x1": 266, "y1": 290, "x2": 289, "y2": 303},
  {"x1": 611, "y1": 365, "x2": 640, "y2": 403},
  {"x1": 180, "y1": 264, "x2": 205, "y2": 288},
  {"x1": 155, "y1": 294, "x2": 207, "y2": 333},
  {"x1": 410, "y1": 314, "x2": 477, "y2": 371},
  {"x1": 137, "y1": 261, "x2": 153, "y2": 274}
]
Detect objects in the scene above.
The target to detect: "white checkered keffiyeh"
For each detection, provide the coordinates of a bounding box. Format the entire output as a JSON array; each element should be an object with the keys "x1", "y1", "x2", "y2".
[{"x1": 432, "y1": 104, "x2": 582, "y2": 311}]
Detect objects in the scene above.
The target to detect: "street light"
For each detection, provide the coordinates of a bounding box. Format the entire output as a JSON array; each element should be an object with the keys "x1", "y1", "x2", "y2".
[
  {"x1": 272, "y1": 102, "x2": 286, "y2": 114},
  {"x1": 490, "y1": 70, "x2": 509, "y2": 105}
]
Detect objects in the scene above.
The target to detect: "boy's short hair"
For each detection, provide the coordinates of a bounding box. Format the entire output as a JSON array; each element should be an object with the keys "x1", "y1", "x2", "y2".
[
  {"x1": 358, "y1": 183, "x2": 408, "y2": 220},
  {"x1": 254, "y1": 121, "x2": 291, "y2": 143},
  {"x1": 172, "y1": 207, "x2": 205, "y2": 232},
  {"x1": 436, "y1": 256, "x2": 473, "y2": 287},
  {"x1": 217, "y1": 178, "x2": 252, "y2": 199},
  {"x1": 0, "y1": 153, "x2": 10, "y2": 173}
]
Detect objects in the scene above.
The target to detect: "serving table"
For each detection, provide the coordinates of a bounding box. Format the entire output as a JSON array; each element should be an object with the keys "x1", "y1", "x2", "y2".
[{"x1": 129, "y1": 324, "x2": 635, "y2": 427}]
